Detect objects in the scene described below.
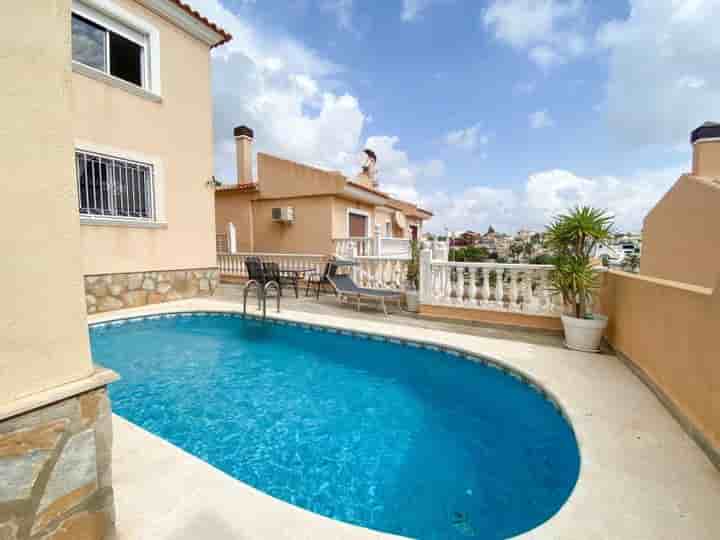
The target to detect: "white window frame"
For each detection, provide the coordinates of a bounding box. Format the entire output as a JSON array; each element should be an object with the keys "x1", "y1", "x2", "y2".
[
  {"x1": 75, "y1": 141, "x2": 166, "y2": 228},
  {"x1": 346, "y1": 208, "x2": 370, "y2": 238},
  {"x1": 72, "y1": 0, "x2": 162, "y2": 98}
]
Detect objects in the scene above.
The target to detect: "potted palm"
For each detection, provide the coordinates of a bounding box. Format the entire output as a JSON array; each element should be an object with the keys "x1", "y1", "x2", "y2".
[{"x1": 545, "y1": 206, "x2": 613, "y2": 352}]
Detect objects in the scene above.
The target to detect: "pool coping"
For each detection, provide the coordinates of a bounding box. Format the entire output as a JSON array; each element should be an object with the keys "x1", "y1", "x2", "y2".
[{"x1": 91, "y1": 299, "x2": 720, "y2": 540}]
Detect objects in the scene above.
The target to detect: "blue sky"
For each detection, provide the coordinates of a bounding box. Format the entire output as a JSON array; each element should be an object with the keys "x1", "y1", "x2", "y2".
[{"x1": 190, "y1": 0, "x2": 720, "y2": 233}]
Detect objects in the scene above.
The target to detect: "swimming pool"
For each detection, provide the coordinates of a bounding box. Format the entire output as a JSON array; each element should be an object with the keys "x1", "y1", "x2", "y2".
[{"x1": 91, "y1": 312, "x2": 580, "y2": 539}]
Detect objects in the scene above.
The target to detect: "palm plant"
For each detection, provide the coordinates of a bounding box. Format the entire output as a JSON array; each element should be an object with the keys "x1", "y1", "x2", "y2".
[{"x1": 545, "y1": 206, "x2": 614, "y2": 319}]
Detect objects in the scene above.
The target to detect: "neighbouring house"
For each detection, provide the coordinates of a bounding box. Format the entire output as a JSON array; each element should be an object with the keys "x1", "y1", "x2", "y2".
[
  {"x1": 640, "y1": 122, "x2": 720, "y2": 288},
  {"x1": 1, "y1": 2, "x2": 230, "y2": 538},
  {"x1": 73, "y1": 0, "x2": 231, "y2": 313},
  {"x1": 214, "y1": 126, "x2": 433, "y2": 258}
]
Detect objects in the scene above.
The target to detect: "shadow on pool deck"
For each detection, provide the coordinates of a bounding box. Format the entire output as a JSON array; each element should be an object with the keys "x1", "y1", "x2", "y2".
[{"x1": 212, "y1": 283, "x2": 594, "y2": 352}]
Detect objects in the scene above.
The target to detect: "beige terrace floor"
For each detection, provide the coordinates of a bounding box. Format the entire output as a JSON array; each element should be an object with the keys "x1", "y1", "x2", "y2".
[{"x1": 90, "y1": 298, "x2": 720, "y2": 540}]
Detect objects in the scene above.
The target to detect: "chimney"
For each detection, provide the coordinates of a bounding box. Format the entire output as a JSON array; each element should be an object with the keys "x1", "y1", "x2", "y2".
[
  {"x1": 691, "y1": 122, "x2": 720, "y2": 178},
  {"x1": 234, "y1": 125, "x2": 254, "y2": 184},
  {"x1": 360, "y1": 149, "x2": 378, "y2": 188}
]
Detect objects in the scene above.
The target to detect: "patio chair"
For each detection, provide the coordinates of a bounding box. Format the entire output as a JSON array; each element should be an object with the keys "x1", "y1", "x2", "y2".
[
  {"x1": 262, "y1": 262, "x2": 299, "y2": 298},
  {"x1": 305, "y1": 262, "x2": 337, "y2": 299},
  {"x1": 327, "y1": 264, "x2": 403, "y2": 315}
]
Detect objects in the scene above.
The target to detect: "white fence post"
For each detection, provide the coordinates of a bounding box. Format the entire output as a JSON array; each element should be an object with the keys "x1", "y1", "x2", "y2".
[
  {"x1": 226, "y1": 222, "x2": 237, "y2": 254},
  {"x1": 373, "y1": 224, "x2": 382, "y2": 257},
  {"x1": 419, "y1": 248, "x2": 433, "y2": 304}
]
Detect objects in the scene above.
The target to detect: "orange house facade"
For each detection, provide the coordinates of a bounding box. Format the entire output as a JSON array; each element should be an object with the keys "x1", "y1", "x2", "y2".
[{"x1": 215, "y1": 126, "x2": 433, "y2": 257}]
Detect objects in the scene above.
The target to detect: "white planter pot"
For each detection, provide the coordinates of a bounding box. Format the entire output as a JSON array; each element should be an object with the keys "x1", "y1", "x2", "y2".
[
  {"x1": 405, "y1": 291, "x2": 419, "y2": 313},
  {"x1": 561, "y1": 314, "x2": 608, "y2": 353}
]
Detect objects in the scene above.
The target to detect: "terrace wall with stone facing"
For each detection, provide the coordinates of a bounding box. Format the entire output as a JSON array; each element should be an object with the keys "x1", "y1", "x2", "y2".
[
  {"x1": 85, "y1": 268, "x2": 219, "y2": 313},
  {"x1": 0, "y1": 388, "x2": 115, "y2": 539}
]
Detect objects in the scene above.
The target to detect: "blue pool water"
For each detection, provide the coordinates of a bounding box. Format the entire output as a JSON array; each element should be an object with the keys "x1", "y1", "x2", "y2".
[{"x1": 90, "y1": 313, "x2": 579, "y2": 539}]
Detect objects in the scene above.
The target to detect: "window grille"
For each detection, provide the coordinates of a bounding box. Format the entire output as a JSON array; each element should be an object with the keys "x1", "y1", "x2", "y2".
[{"x1": 75, "y1": 150, "x2": 154, "y2": 220}]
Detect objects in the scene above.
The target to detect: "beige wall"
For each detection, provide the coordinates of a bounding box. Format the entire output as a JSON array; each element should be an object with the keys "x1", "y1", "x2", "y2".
[
  {"x1": 258, "y1": 153, "x2": 345, "y2": 199},
  {"x1": 692, "y1": 140, "x2": 720, "y2": 178},
  {"x1": 332, "y1": 198, "x2": 376, "y2": 238},
  {"x1": 0, "y1": 0, "x2": 93, "y2": 404},
  {"x1": 215, "y1": 191, "x2": 256, "y2": 252},
  {"x1": 253, "y1": 197, "x2": 334, "y2": 254},
  {"x1": 641, "y1": 175, "x2": 720, "y2": 288},
  {"x1": 74, "y1": 0, "x2": 217, "y2": 275},
  {"x1": 598, "y1": 271, "x2": 720, "y2": 453}
]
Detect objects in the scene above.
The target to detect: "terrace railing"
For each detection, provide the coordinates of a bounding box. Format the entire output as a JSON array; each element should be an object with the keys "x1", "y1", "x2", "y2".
[
  {"x1": 333, "y1": 236, "x2": 411, "y2": 259},
  {"x1": 352, "y1": 257, "x2": 409, "y2": 290},
  {"x1": 217, "y1": 252, "x2": 327, "y2": 279},
  {"x1": 419, "y1": 251, "x2": 560, "y2": 316}
]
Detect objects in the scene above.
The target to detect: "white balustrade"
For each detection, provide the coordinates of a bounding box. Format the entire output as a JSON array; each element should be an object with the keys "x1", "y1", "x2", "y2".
[
  {"x1": 420, "y1": 257, "x2": 559, "y2": 317},
  {"x1": 353, "y1": 256, "x2": 409, "y2": 291},
  {"x1": 217, "y1": 252, "x2": 327, "y2": 279},
  {"x1": 333, "y1": 236, "x2": 411, "y2": 259}
]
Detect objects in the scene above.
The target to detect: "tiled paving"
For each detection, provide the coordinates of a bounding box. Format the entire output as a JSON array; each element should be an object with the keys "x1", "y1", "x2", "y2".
[{"x1": 213, "y1": 282, "x2": 570, "y2": 350}]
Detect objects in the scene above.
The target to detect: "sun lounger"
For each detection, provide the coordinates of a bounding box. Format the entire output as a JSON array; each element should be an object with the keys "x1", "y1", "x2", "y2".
[{"x1": 327, "y1": 271, "x2": 402, "y2": 315}]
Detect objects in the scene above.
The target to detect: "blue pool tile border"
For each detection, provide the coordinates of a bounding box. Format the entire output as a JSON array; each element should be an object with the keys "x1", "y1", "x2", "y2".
[{"x1": 88, "y1": 310, "x2": 571, "y2": 423}]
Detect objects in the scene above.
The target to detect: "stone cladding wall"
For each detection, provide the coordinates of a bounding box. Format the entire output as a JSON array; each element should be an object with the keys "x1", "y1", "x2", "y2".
[
  {"x1": 0, "y1": 388, "x2": 115, "y2": 539},
  {"x1": 84, "y1": 268, "x2": 219, "y2": 313}
]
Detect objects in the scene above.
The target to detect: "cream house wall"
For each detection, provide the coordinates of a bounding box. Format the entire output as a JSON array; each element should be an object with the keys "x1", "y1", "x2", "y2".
[
  {"x1": 641, "y1": 175, "x2": 720, "y2": 288},
  {"x1": 332, "y1": 198, "x2": 376, "y2": 238},
  {"x1": 215, "y1": 190, "x2": 256, "y2": 252},
  {"x1": 252, "y1": 197, "x2": 334, "y2": 254},
  {"x1": 258, "y1": 153, "x2": 345, "y2": 199},
  {"x1": 1, "y1": 1, "x2": 93, "y2": 403},
  {"x1": 73, "y1": 0, "x2": 217, "y2": 275}
]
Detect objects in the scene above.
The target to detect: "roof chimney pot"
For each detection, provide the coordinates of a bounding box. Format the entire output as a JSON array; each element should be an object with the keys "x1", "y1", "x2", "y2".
[
  {"x1": 691, "y1": 122, "x2": 720, "y2": 177},
  {"x1": 234, "y1": 126, "x2": 254, "y2": 184}
]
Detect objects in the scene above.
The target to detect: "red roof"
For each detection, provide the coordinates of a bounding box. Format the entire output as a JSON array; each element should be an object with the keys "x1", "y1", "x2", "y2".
[
  {"x1": 216, "y1": 183, "x2": 258, "y2": 193},
  {"x1": 169, "y1": 0, "x2": 232, "y2": 47}
]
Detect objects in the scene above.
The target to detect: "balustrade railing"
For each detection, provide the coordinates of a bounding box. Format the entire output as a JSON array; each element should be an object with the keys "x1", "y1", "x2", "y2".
[
  {"x1": 420, "y1": 259, "x2": 560, "y2": 316},
  {"x1": 217, "y1": 253, "x2": 327, "y2": 279},
  {"x1": 352, "y1": 257, "x2": 409, "y2": 290},
  {"x1": 333, "y1": 237, "x2": 410, "y2": 259}
]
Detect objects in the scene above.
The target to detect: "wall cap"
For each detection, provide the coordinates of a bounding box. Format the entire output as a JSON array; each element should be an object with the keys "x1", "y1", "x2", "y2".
[{"x1": 0, "y1": 368, "x2": 119, "y2": 422}]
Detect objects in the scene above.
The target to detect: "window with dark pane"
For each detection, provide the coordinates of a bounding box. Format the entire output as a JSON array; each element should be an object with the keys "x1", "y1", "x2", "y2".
[
  {"x1": 76, "y1": 151, "x2": 154, "y2": 220},
  {"x1": 72, "y1": 14, "x2": 106, "y2": 71},
  {"x1": 109, "y1": 32, "x2": 142, "y2": 86}
]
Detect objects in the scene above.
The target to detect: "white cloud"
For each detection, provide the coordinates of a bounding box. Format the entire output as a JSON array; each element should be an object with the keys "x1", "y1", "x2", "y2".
[
  {"x1": 597, "y1": 0, "x2": 720, "y2": 147},
  {"x1": 529, "y1": 109, "x2": 554, "y2": 129},
  {"x1": 445, "y1": 124, "x2": 489, "y2": 151},
  {"x1": 401, "y1": 0, "x2": 438, "y2": 22},
  {"x1": 529, "y1": 45, "x2": 564, "y2": 68},
  {"x1": 321, "y1": 0, "x2": 353, "y2": 30},
  {"x1": 364, "y1": 135, "x2": 446, "y2": 202},
  {"x1": 483, "y1": 0, "x2": 587, "y2": 68},
  {"x1": 423, "y1": 166, "x2": 681, "y2": 233},
  {"x1": 184, "y1": 0, "x2": 436, "y2": 193}
]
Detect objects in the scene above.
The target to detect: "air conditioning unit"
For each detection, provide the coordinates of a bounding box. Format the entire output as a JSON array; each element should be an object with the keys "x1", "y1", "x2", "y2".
[{"x1": 271, "y1": 206, "x2": 295, "y2": 223}]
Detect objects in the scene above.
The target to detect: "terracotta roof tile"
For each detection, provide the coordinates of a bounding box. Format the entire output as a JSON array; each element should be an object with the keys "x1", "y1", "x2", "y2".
[
  {"x1": 216, "y1": 183, "x2": 258, "y2": 192},
  {"x1": 169, "y1": 0, "x2": 232, "y2": 47}
]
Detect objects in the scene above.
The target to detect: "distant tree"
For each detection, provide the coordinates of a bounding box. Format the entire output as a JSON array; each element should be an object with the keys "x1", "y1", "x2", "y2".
[
  {"x1": 496, "y1": 256, "x2": 509, "y2": 264},
  {"x1": 510, "y1": 241, "x2": 524, "y2": 263},
  {"x1": 523, "y1": 242, "x2": 533, "y2": 259},
  {"x1": 453, "y1": 246, "x2": 490, "y2": 262},
  {"x1": 530, "y1": 254, "x2": 555, "y2": 265},
  {"x1": 530, "y1": 232, "x2": 542, "y2": 245}
]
